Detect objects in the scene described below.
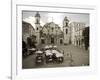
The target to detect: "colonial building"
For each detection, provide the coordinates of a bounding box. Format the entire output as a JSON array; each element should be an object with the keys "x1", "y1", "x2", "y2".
[
  {"x1": 82, "y1": 27, "x2": 89, "y2": 50},
  {"x1": 69, "y1": 22, "x2": 85, "y2": 48},
  {"x1": 22, "y1": 21, "x2": 35, "y2": 43}
]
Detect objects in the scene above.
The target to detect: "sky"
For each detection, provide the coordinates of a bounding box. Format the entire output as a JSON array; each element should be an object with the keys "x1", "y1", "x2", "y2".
[{"x1": 22, "y1": 11, "x2": 89, "y2": 29}]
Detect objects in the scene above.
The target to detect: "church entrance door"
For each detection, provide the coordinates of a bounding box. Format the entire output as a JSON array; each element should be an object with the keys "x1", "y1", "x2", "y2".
[
  {"x1": 60, "y1": 39, "x2": 63, "y2": 44},
  {"x1": 41, "y1": 39, "x2": 45, "y2": 44},
  {"x1": 51, "y1": 37, "x2": 54, "y2": 44}
]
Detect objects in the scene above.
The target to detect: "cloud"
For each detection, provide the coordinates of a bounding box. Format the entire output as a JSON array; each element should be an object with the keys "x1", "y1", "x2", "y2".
[
  {"x1": 22, "y1": 12, "x2": 89, "y2": 29},
  {"x1": 48, "y1": 13, "x2": 63, "y2": 27},
  {"x1": 23, "y1": 16, "x2": 45, "y2": 29}
]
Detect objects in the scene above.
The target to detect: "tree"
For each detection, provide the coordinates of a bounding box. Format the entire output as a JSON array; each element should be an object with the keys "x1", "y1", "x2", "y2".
[{"x1": 82, "y1": 27, "x2": 89, "y2": 50}]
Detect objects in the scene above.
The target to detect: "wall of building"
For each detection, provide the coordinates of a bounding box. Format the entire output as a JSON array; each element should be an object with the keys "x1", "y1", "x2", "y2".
[
  {"x1": 69, "y1": 22, "x2": 85, "y2": 48},
  {"x1": 22, "y1": 21, "x2": 35, "y2": 43}
]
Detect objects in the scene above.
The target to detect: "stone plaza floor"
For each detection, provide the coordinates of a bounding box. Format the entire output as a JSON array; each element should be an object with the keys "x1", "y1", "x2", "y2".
[{"x1": 22, "y1": 44, "x2": 89, "y2": 69}]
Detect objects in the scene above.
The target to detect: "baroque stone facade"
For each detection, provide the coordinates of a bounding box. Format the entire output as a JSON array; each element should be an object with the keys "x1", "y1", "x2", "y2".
[
  {"x1": 40, "y1": 22, "x2": 63, "y2": 45},
  {"x1": 34, "y1": 12, "x2": 71, "y2": 45}
]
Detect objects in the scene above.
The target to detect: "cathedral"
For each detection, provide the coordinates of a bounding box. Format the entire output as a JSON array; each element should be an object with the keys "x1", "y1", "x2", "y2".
[
  {"x1": 22, "y1": 12, "x2": 86, "y2": 48},
  {"x1": 34, "y1": 12, "x2": 71, "y2": 45}
]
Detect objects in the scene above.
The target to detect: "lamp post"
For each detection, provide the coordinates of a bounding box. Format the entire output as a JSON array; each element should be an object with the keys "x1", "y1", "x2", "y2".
[
  {"x1": 47, "y1": 25, "x2": 50, "y2": 44},
  {"x1": 56, "y1": 30, "x2": 57, "y2": 44}
]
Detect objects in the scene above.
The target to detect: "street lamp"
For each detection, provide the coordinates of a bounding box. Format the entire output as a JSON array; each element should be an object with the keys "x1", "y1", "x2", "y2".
[
  {"x1": 56, "y1": 30, "x2": 58, "y2": 44},
  {"x1": 47, "y1": 25, "x2": 50, "y2": 44}
]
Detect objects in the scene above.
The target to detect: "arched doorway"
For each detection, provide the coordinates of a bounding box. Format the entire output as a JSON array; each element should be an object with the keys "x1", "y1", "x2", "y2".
[
  {"x1": 41, "y1": 37, "x2": 45, "y2": 44},
  {"x1": 60, "y1": 39, "x2": 63, "y2": 44},
  {"x1": 51, "y1": 37, "x2": 54, "y2": 44},
  {"x1": 41, "y1": 39, "x2": 45, "y2": 44}
]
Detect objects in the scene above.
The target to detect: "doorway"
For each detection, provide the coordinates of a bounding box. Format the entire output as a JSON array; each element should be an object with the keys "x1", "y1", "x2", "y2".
[
  {"x1": 60, "y1": 39, "x2": 63, "y2": 44},
  {"x1": 41, "y1": 39, "x2": 45, "y2": 44},
  {"x1": 51, "y1": 37, "x2": 54, "y2": 44}
]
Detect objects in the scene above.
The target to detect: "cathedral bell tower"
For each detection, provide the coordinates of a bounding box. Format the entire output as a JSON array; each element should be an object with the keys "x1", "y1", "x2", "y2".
[
  {"x1": 63, "y1": 17, "x2": 70, "y2": 44},
  {"x1": 35, "y1": 12, "x2": 40, "y2": 31},
  {"x1": 35, "y1": 12, "x2": 41, "y2": 45}
]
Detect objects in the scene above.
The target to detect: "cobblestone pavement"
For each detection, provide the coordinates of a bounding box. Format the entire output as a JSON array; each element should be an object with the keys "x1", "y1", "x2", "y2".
[{"x1": 22, "y1": 44, "x2": 89, "y2": 69}]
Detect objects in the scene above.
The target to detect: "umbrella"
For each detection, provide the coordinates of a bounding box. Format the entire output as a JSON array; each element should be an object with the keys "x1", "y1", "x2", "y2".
[
  {"x1": 45, "y1": 50, "x2": 51, "y2": 53},
  {"x1": 44, "y1": 45, "x2": 49, "y2": 49},
  {"x1": 52, "y1": 50, "x2": 58, "y2": 53},
  {"x1": 35, "y1": 50, "x2": 43, "y2": 54},
  {"x1": 28, "y1": 48, "x2": 36, "y2": 51},
  {"x1": 45, "y1": 52, "x2": 53, "y2": 56},
  {"x1": 56, "y1": 52, "x2": 63, "y2": 57},
  {"x1": 52, "y1": 50, "x2": 63, "y2": 57},
  {"x1": 53, "y1": 45, "x2": 57, "y2": 48},
  {"x1": 49, "y1": 45, "x2": 52, "y2": 48}
]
